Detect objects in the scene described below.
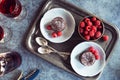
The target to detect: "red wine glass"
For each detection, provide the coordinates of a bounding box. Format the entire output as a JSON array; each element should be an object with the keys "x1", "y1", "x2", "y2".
[
  {"x1": 0, "y1": 51, "x2": 22, "y2": 76},
  {"x1": 0, "y1": 0, "x2": 27, "y2": 21}
]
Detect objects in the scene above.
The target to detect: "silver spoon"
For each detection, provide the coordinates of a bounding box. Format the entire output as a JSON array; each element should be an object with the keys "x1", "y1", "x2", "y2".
[
  {"x1": 35, "y1": 37, "x2": 48, "y2": 46},
  {"x1": 35, "y1": 37, "x2": 70, "y2": 59}
]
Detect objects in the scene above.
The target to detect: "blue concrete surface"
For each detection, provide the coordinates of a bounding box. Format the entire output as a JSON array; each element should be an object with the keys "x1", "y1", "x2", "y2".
[{"x1": 0, "y1": 0, "x2": 120, "y2": 80}]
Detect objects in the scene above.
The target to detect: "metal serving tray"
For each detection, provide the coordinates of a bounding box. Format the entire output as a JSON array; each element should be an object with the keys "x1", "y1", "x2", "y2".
[{"x1": 24, "y1": 0, "x2": 119, "y2": 80}]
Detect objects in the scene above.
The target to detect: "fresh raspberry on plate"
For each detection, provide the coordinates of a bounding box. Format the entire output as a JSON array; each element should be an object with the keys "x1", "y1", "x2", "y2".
[
  {"x1": 93, "y1": 50, "x2": 100, "y2": 60},
  {"x1": 46, "y1": 25, "x2": 52, "y2": 30},
  {"x1": 102, "y1": 35, "x2": 109, "y2": 41},
  {"x1": 95, "y1": 54, "x2": 100, "y2": 60},
  {"x1": 89, "y1": 46, "x2": 95, "y2": 53},
  {"x1": 52, "y1": 32, "x2": 57, "y2": 38},
  {"x1": 57, "y1": 31, "x2": 62, "y2": 36},
  {"x1": 93, "y1": 49, "x2": 98, "y2": 55}
]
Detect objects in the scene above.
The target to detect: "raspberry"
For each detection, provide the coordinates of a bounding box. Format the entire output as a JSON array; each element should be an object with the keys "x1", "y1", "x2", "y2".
[
  {"x1": 89, "y1": 31, "x2": 95, "y2": 37},
  {"x1": 89, "y1": 46, "x2": 95, "y2": 53},
  {"x1": 84, "y1": 35, "x2": 90, "y2": 40},
  {"x1": 87, "y1": 21, "x2": 92, "y2": 26},
  {"x1": 93, "y1": 50, "x2": 99, "y2": 55},
  {"x1": 91, "y1": 26, "x2": 97, "y2": 32},
  {"x1": 46, "y1": 25, "x2": 52, "y2": 30},
  {"x1": 102, "y1": 35, "x2": 109, "y2": 41},
  {"x1": 86, "y1": 26, "x2": 91, "y2": 31},
  {"x1": 84, "y1": 18, "x2": 90, "y2": 23},
  {"x1": 57, "y1": 31, "x2": 62, "y2": 36},
  {"x1": 98, "y1": 25, "x2": 102, "y2": 30},
  {"x1": 95, "y1": 20, "x2": 101, "y2": 26},
  {"x1": 91, "y1": 17, "x2": 97, "y2": 22},
  {"x1": 52, "y1": 32, "x2": 57, "y2": 38},
  {"x1": 95, "y1": 54, "x2": 100, "y2": 60},
  {"x1": 80, "y1": 22, "x2": 85, "y2": 28},
  {"x1": 79, "y1": 28, "x2": 84, "y2": 33},
  {"x1": 88, "y1": 47, "x2": 100, "y2": 60},
  {"x1": 93, "y1": 50, "x2": 100, "y2": 60},
  {"x1": 95, "y1": 31, "x2": 101, "y2": 38},
  {"x1": 84, "y1": 31, "x2": 88, "y2": 35}
]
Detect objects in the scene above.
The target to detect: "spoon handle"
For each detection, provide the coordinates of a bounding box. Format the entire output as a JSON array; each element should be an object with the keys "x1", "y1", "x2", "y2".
[
  {"x1": 48, "y1": 46, "x2": 70, "y2": 55},
  {"x1": 55, "y1": 52, "x2": 70, "y2": 60},
  {"x1": 47, "y1": 46, "x2": 70, "y2": 60},
  {"x1": 57, "y1": 51, "x2": 70, "y2": 56}
]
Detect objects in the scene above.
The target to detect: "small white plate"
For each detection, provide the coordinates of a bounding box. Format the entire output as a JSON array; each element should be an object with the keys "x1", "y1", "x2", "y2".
[
  {"x1": 70, "y1": 42, "x2": 106, "y2": 77},
  {"x1": 40, "y1": 8, "x2": 75, "y2": 43}
]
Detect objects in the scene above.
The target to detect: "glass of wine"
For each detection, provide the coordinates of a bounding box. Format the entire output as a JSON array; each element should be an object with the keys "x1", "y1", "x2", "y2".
[
  {"x1": 0, "y1": 0, "x2": 27, "y2": 21},
  {"x1": 0, "y1": 51, "x2": 22, "y2": 76},
  {"x1": 0, "y1": 25, "x2": 12, "y2": 44}
]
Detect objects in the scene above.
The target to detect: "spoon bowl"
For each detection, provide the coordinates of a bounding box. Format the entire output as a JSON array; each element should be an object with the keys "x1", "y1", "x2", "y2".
[
  {"x1": 35, "y1": 37, "x2": 70, "y2": 60},
  {"x1": 38, "y1": 46, "x2": 53, "y2": 54},
  {"x1": 35, "y1": 37, "x2": 48, "y2": 46},
  {"x1": 38, "y1": 46, "x2": 69, "y2": 60}
]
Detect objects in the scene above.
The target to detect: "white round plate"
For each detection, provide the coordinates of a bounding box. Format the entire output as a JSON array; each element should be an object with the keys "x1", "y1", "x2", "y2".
[
  {"x1": 40, "y1": 8, "x2": 75, "y2": 43},
  {"x1": 70, "y1": 42, "x2": 106, "y2": 77}
]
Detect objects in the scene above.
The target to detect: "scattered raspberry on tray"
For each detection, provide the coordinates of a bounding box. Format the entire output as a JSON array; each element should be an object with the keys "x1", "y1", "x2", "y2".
[{"x1": 102, "y1": 35, "x2": 109, "y2": 41}]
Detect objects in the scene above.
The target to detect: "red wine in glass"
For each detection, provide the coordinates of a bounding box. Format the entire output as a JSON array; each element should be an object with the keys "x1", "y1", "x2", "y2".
[
  {"x1": 0, "y1": 0, "x2": 22, "y2": 18},
  {"x1": 0, "y1": 51, "x2": 22, "y2": 76}
]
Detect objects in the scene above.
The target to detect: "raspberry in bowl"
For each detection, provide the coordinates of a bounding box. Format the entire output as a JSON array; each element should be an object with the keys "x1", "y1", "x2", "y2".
[{"x1": 78, "y1": 16, "x2": 104, "y2": 41}]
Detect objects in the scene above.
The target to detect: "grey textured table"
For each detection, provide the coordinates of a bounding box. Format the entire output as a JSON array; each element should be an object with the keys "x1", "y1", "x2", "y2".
[{"x1": 0, "y1": 0, "x2": 120, "y2": 80}]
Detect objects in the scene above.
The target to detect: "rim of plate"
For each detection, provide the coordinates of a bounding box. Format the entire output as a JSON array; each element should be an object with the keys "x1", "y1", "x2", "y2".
[
  {"x1": 40, "y1": 8, "x2": 75, "y2": 43},
  {"x1": 70, "y1": 41, "x2": 106, "y2": 77}
]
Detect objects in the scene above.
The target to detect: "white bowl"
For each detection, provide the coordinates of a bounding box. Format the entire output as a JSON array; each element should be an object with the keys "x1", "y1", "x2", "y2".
[
  {"x1": 40, "y1": 8, "x2": 75, "y2": 43},
  {"x1": 70, "y1": 42, "x2": 106, "y2": 77}
]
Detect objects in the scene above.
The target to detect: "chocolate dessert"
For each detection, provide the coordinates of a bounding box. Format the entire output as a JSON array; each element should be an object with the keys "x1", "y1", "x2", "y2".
[
  {"x1": 80, "y1": 51, "x2": 96, "y2": 66},
  {"x1": 50, "y1": 17, "x2": 66, "y2": 31}
]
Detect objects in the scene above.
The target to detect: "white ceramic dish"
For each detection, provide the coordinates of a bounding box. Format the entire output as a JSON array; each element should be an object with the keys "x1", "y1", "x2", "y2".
[
  {"x1": 70, "y1": 42, "x2": 106, "y2": 77},
  {"x1": 40, "y1": 8, "x2": 75, "y2": 43}
]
